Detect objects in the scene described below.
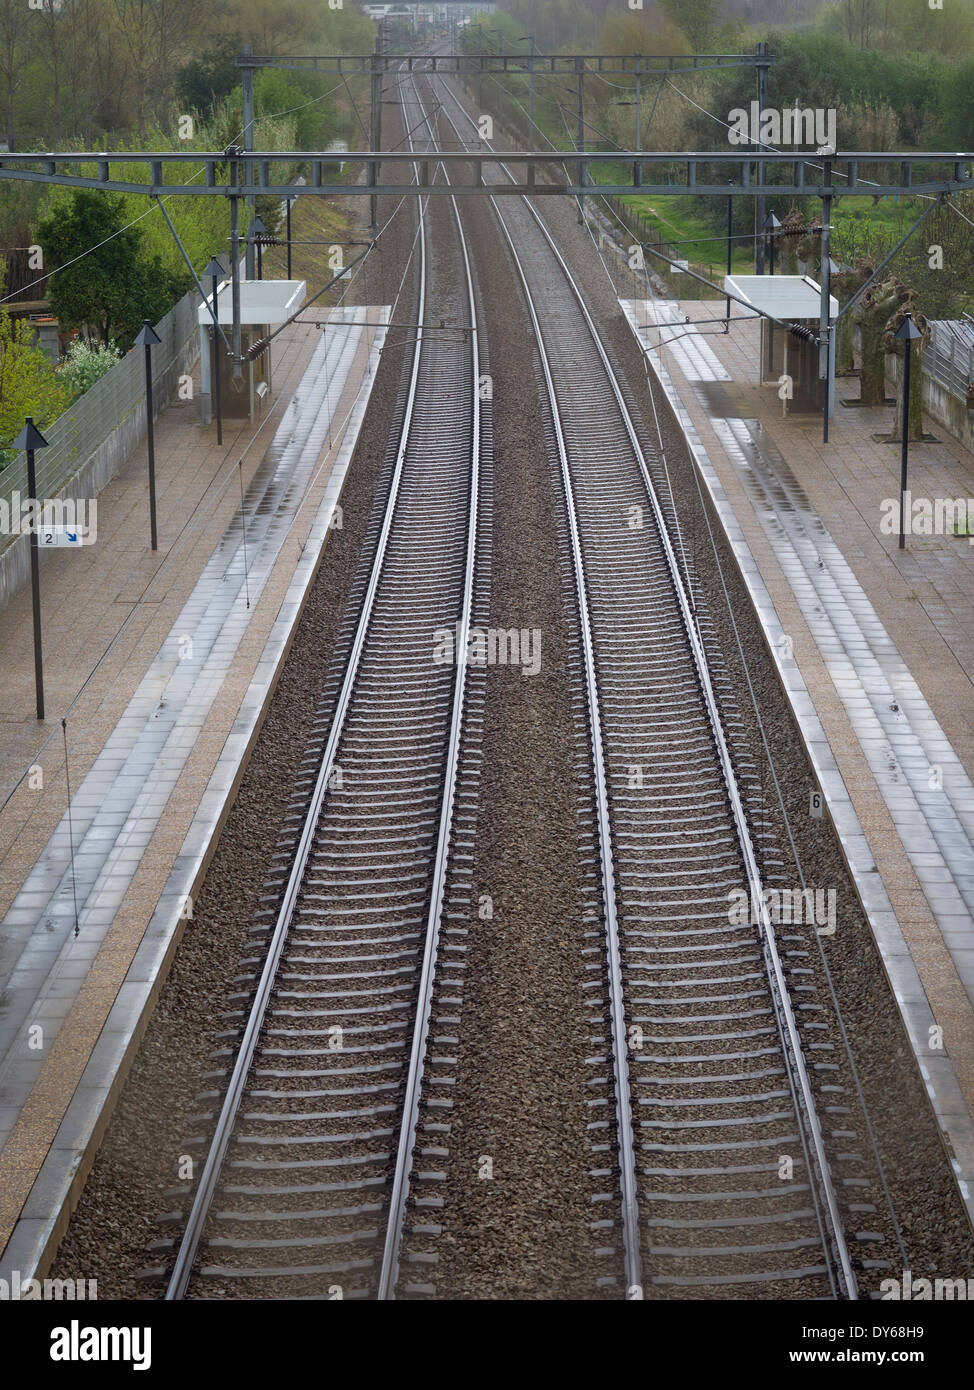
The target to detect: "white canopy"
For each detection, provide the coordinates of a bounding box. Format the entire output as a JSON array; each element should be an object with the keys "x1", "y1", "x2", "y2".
[
  {"x1": 197, "y1": 278, "x2": 306, "y2": 326},
  {"x1": 723, "y1": 273, "x2": 838, "y2": 321}
]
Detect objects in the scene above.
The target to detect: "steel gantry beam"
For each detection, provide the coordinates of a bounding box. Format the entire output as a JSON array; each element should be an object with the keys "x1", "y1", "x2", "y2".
[
  {"x1": 1, "y1": 149, "x2": 971, "y2": 199},
  {"x1": 233, "y1": 51, "x2": 775, "y2": 76}
]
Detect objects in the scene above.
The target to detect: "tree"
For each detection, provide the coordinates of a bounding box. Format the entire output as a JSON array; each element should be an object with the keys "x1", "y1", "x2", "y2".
[
  {"x1": 659, "y1": 0, "x2": 721, "y2": 51},
  {"x1": 885, "y1": 299, "x2": 930, "y2": 443},
  {"x1": 0, "y1": 0, "x2": 30, "y2": 148},
  {"x1": 853, "y1": 276, "x2": 903, "y2": 405},
  {"x1": 833, "y1": 259, "x2": 875, "y2": 377},
  {"x1": 37, "y1": 190, "x2": 177, "y2": 348},
  {"x1": 0, "y1": 308, "x2": 69, "y2": 452},
  {"x1": 939, "y1": 59, "x2": 974, "y2": 148},
  {"x1": 175, "y1": 44, "x2": 241, "y2": 120}
]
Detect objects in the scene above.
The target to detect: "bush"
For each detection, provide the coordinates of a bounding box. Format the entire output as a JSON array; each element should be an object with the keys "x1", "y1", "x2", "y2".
[
  {"x1": 57, "y1": 338, "x2": 123, "y2": 399},
  {"x1": 0, "y1": 308, "x2": 72, "y2": 454}
]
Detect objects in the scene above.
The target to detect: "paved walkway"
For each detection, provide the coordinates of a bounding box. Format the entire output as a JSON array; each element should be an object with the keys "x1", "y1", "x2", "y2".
[
  {"x1": 622, "y1": 296, "x2": 974, "y2": 1210},
  {"x1": 0, "y1": 306, "x2": 387, "y2": 1275}
]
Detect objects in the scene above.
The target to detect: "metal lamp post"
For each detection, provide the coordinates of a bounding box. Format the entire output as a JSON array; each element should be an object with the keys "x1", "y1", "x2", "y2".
[
  {"x1": 895, "y1": 312, "x2": 923, "y2": 551},
  {"x1": 134, "y1": 319, "x2": 162, "y2": 551},
  {"x1": 14, "y1": 417, "x2": 49, "y2": 720},
  {"x1": 204, "y1": 256, "x2": 226, "y2": 444}
]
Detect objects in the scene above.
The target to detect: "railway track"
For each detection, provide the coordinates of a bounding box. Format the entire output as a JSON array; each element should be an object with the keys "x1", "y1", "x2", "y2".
[
  {"x1": 161, "y1": 60, "x2": 489, "y2": 1301},
  {"x1": 151, "y1": 51, "x2": 893, "y2": 1300},
  {"x1": 418, "y1": 65, "x2": 866, "y2": 1299}
]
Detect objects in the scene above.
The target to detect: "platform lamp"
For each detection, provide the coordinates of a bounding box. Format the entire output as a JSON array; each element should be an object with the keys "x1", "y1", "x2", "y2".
[
  {"x1": 204, "y1": 256, "x2": 226, "y2": 445},
  {"x1": 14, "y1": 417, "x2": 49, "y2": 720},
  {"x1": 250, "y1": 215, "x2": 268, "y2": 281},
  {"x1": 134, "y1": 319, "x2": 162, "y2": 551},
  {"x1": 895, "y1": 312, "x2": 923, "y2": 551}
]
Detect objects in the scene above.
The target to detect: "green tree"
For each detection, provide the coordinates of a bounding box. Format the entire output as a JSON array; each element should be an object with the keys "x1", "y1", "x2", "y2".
[
  {"x1": 0, "y1": 308, "x2": 70, "y2": 454},
  {"x1": 659, "y1": 0, "x2": 721, "y2": 50},
  {"x1": 37, "y1": 190, "x2": 178, "y2": 348},
  {"x1": 939, "y1": 58, "x2": 974, "y2": 148},
  {"x1": 175, "y1": 43, "x2": 240, "y2": 121}
]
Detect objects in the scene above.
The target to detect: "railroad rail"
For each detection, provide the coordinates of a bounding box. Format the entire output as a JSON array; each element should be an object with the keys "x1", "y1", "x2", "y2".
[
  {"x1": 162, "y1": 59, "x2": 485, "y2": 1301},
  {"x1": 420, "y1": 63, "x2": 861, "y2": 1299}
]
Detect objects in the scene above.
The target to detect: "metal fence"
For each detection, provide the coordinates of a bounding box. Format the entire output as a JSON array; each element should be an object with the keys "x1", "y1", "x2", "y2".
[
  {"x1": 0, "y1": 286, "x2": 201, "y2": 555},
  {"x1": 926, "y1": 319, "x2": 974, "y2": 402}
]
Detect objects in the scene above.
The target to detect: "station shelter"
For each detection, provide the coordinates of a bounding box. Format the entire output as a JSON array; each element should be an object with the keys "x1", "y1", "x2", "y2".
[
  {"x1": 723, "y1": 274, "x2": 838, "y2": 416},
  {"x1": 197, "y1": 278, "x2": 307, "y2": 425}
]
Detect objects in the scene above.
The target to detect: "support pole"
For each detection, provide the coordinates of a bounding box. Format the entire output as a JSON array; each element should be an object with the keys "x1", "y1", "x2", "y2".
[
  {"x1": 894, "y1": 313, "x2": 922, "y2": 550},
  {"x1": 14, "y1": 418, "x2": 49, "y2": 721},
  {"x1": 820, "y1": 158, "x2": 833, "y2": 443},
  {"x1": 241, "y1": 46, "x2": 256, "y2": 280},
  {"x1": 286, "y1": 198, "x2": 293, "y2": 279},
  {"x1": 899, "y1": 343, "x2": 911, "y2": 550},
  {"x1": 726, "y1": 187, "x2": 733, "y2": 323},
  {"x1": 229, "y1": 148, "x2": 243, "y2": 385},
  {"x1": 755, "y1": 41, "x2": 769, "y2": 274},
  {"x1": 212, "y1": 324, "x2": 223, "y2": 442},
  {"x1": 205, "y1": 258, "x2": 225, "y2": 445},
  {"x1": 135, "y1": 319, "x2": 161, "y2": 551},
  {"x1": 28, "y1": 445, "x2": 43, "y2": 720},
  {"x1": 369, "y1": 24, "x2": 383, "y2": 236}
]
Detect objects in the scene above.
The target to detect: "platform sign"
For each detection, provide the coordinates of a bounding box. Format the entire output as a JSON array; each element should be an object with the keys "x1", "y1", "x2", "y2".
[{"x1": 38, "y1": 525, "x2": 86, "y2": 548}]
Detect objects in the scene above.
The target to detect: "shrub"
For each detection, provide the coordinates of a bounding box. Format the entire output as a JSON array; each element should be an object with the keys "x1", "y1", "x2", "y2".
[{"x1": 57, "y1": 338, "x2": 123, "y2": 399}]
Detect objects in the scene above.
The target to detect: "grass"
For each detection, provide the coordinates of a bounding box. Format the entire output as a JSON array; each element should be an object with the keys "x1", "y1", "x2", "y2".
[
  {"x1": 257, "y1": 196, "x2": 358, "y2": 296},
  {"x1": 592, "y1": 174, "x2": 933, "y2": 284}
]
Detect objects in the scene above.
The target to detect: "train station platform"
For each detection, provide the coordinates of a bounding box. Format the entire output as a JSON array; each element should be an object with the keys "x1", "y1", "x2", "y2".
[
  {"x1": 622, "y1": 296, "x2": 974, "y2": 1213},
  {"x1": 0, "y1": 306, "x2": 388, "y2": 1280}
]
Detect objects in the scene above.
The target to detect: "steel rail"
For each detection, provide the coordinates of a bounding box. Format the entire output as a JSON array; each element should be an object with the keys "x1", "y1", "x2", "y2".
[
  {"x1": 421, "y1": 70, "x2": 643, "y2": 1299},
  {"x1": 165, "y1": 56, "x2": 479, "y2": 1299},
  {"x1": 375, "y1": 58, "x2": 482, "y2": 1301},
  {"x1": 434, "y1": 73, "x2": 858, "y2": 1300}
]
